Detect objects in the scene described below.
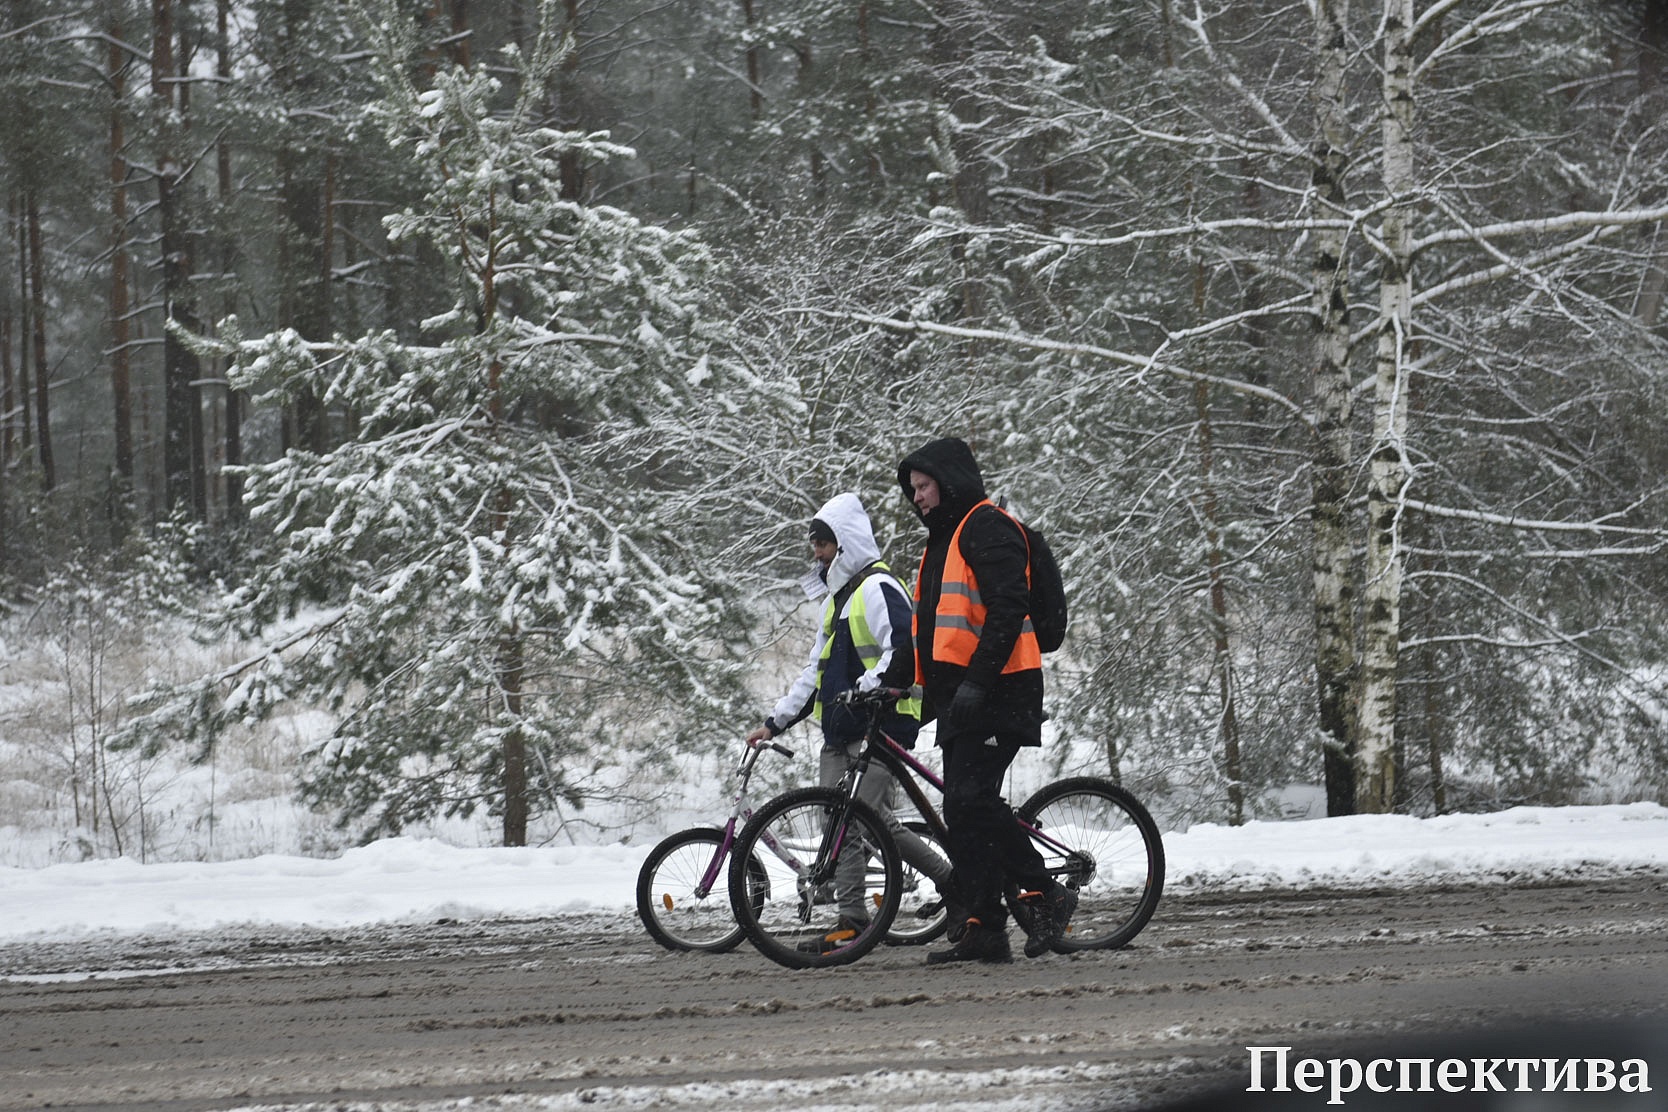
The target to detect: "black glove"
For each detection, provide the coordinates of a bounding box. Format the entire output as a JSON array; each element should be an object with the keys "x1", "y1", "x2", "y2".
[{"x1": 945, "y1": 681, "x2": 987, "y2": 728}]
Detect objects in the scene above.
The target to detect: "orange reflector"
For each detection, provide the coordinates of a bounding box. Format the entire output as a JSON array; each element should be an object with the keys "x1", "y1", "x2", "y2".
[{"x1": 661, "y1": 893, "x2": 674, "y2": 911}]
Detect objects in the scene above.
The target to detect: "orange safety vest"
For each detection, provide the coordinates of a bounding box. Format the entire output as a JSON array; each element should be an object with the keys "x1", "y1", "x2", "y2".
[{"x1": 913, "y1": 500, "x2": 1042, "y2": 681}]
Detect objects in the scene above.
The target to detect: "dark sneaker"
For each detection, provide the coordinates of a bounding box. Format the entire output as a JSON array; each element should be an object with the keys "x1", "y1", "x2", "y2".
[
  {"x1": 1019, "y1": 883, "x2": 1078, "y2": 958},
  {"x1": 926, "y1": 918, "x2": 1012, "y2": 965},
  {"x1": 797, "y1": 915, "x2": 869, "y2": 955}
]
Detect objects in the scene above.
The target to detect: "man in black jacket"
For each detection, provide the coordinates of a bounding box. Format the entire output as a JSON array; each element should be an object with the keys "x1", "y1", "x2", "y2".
[{"x1": 898, "y1": 436, "x2": 1076, "y2": 963}]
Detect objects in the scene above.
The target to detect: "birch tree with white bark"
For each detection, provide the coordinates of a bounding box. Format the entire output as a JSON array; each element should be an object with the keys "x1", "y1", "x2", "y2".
[{"x1": 793, "y1": 0, "x2": 1668, "y2": 815}]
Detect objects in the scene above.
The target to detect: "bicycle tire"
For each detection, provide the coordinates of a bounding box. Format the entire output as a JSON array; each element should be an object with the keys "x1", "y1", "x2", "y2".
[
  {"x1": 885, "y1": 819, "x2": 950, "y2": 946},
  {"x1": 728, "y1": 786, "x2": 902, "y2": 969},
  {"x1": 1015, "y1": 776, "x2": 1165, "y2": 952},
  {"x1": 637, "y1": 826, "x2": 765, "y2": 953}
]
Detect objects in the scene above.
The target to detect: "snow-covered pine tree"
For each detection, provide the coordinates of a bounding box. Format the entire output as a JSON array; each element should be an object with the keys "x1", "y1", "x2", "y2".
[{"x1": 123, "y1": 4, "x2": 792, "y2": 847}]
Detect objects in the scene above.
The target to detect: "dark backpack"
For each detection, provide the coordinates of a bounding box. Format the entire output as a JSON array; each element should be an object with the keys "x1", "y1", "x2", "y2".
[{"x1": 990, "y1": 504, "x2": 1069, "y2": 654}]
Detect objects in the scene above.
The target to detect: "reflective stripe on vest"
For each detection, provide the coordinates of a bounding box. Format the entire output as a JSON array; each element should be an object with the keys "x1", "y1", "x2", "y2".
[
  {"x1": 913, "y1": 500, "x2": 1041, "y2": 680},
  {"x1": 814, "y1": 563, "x2": 922, "y2": 722}
]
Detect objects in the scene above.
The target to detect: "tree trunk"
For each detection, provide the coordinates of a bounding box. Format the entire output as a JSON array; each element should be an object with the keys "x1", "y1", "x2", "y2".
[
  {"x1": 274, "y1": 0, "x2": 330, "y2": 455},
  {"x1": 1421, "y1": 638, "x2": 1447, "y2": 814},
  {"x1": 558, "y1": 0, "x2": 585, "y2": 200},
  {"x1": 1186, "y1": 248, "x2": 1244, "y2": 824},
  {"x1": 1308, "y1": 0, "x2": 1358, "y2": 816},
  {"x1": 741, "y1": 0, "x2": 763, "y2": 121},
  {"x1": 499, "y1": 627, "x2": 528, "y2": 847},
  {"x1": 153, "y1": 0, "x2": 202, "y2": 514},
  {"x1": 929, "y1": 0, "x2": 990, "y2": 323},
  {"x1": 1357, "y1": 0, "x2": 1417, "y2": 814},
  {"x1": 12, "y1": 190, "x2": 30, "y2": 462},
  {"x1": 1636, "y1": 0, "x2": 1667, "y2": 329},
  {"x1": 1196, "y1": 376, "x2": 1244, "y2": 824},
  {"x1": 795, "y1": 43, "x2": 825, "y2": 192},
  {"x1": 217, "y1": 0, "x2": 244, "y2": 523},
  {"x1": 1, "y1": 285, "x2": 13, "y2": 474},
  {"x1": 109, "y1": 27, "x2": 135, "y2": 487},
  {"x1": 490, "y1": 350, "x2": 528, "y2": 847},
  {"x1": 178, "y1": 8, "x2": 207, "y2": 521},
  {"x1": 449, "y1": 0, "x2": 469, "y2": 68},
  {"x1": 278, "y1": 149, "x2": 330, "y2": 454},
  {"x1": 858, "y1": 1, "x2": 880, "y2": 185},
  {"x1": 26, "y1": 192, "x2": 53, "y2": 491}
]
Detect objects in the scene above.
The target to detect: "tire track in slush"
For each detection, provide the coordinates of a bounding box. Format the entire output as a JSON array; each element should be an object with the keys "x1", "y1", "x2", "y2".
[{"x1": 1, "y1": 871, "x2": 1665, "y2": 1112}]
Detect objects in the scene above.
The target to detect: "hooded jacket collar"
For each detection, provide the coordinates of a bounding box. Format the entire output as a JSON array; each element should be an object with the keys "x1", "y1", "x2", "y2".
[
  {"x1": 897, "y1": 437, "x2": 988, "y2": 541},
  {"x1": 812, "y1": 492, "x2": 884, "y2": 597}
]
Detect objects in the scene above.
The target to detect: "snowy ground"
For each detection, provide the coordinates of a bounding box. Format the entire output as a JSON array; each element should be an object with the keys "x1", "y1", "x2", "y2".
[
  {"x1": 5, "y1": 803, "x2": 1667, "y2": 1112},
  {"x1": 4, "y1": 801, "x2": 1664, "y2": 943}
]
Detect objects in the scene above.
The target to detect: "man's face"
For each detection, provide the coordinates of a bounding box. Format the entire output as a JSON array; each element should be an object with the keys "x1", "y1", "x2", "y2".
[
  {"x1": 909, "y1": 471, "x2": 941, "y2": 515},
  {"x1": 812, "y1": 538, "x2": 838, "y2": 567}
]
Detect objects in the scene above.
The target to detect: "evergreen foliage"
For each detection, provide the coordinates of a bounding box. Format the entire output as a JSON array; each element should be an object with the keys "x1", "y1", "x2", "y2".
[{"x1": 115, "y1": 9, "x2": 794, "y2": 843}]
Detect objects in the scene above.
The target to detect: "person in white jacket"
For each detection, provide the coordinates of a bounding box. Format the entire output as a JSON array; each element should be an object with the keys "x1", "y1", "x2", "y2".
[{"x1": 745, "y1": 492, "x2": 951, "y2": 950}]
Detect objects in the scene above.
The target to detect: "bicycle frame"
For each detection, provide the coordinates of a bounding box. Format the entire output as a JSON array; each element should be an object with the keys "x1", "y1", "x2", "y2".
[
  {"x1": 679, "y1": 734, "x2": 912, "y2": 931},
  {"x1": 689, "y1": 741, "x2": 792, "y2": 900},
  {"x1": 840, "y1": 702, "x2": 1083, "y2": 875},
  {"x1": 727, "y1": 689, "x2": 1165, "y2": 964},
  {"x1": 742, "y1": 693, "x2": 1086, "y2": 935}
]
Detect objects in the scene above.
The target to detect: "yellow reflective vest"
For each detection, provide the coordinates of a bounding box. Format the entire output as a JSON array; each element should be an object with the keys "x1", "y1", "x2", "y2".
[{"x1": 814, "y1": 563, "x2": 923, "y2": 723}]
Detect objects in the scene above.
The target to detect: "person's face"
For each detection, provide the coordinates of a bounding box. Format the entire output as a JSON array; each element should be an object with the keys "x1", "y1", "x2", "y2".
[
  {"x1": 909, "y1": 471, "x2": 941, "y2": 516},
  {"x1": 812, "y1": 537, "x2": 838, "y2": 567}
]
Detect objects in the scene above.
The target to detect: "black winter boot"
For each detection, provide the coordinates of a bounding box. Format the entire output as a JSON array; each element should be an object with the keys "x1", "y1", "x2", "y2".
[
  {"x1": 926, "y1": 918, "x2": 1012, "y2": 965},
  {"x1": 1018, "y1": 882, "x2": 1078, "y2": 958}
]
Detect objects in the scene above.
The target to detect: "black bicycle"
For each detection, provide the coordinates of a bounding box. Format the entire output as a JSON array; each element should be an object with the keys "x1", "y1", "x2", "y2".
[{"x1": 727, "y1": 688, "x2": 1166, "y2": 969}]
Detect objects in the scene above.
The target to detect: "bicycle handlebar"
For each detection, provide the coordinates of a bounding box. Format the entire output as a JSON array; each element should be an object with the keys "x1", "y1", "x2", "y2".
[
  {"x1": 831, "y1": 685, "x2": 920, "y2": 708},
  {"x1": 736, "y1": 738, "x2": 793, "y2": 777}
]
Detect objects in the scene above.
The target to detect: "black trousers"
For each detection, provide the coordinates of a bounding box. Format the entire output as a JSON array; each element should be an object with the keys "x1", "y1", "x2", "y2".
[{"x1": 939, "y1": 725, "x2": 1051, "y2": 927}]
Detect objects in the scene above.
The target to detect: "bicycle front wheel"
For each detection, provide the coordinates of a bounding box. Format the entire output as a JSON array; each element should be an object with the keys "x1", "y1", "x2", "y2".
[
  {"x1": 637, "y1": 826, "x2": 763, "y2": 953},
  {"x1": 729, "y1": 786, "x2": 902, "y2": 969},
  {"x1": 1016, "y1": 777, "x2": 1165, "y2": 952}
]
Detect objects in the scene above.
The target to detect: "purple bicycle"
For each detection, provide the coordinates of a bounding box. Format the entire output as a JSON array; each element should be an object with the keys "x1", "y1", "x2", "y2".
[
  {"x1": 635, "y1": 741, "x2": 788, "y2": 953},
  {"x1": 635, "y1": 740, "x2": 950, "y2": 953}
]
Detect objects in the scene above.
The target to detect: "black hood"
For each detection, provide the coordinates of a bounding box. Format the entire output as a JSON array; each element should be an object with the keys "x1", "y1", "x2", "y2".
[{"x1": 898, "y1": 436, "x2": 988, "y2": 537}]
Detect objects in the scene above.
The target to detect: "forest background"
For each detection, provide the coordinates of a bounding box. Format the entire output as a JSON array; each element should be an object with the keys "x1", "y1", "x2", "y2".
[{"x1": 2, "y1": 0, "x2": 1666, "y2": 866}]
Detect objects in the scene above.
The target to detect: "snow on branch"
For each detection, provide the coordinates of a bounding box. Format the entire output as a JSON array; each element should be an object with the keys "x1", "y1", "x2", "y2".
[
  {"x1": 802, "y1": 308, "x2": 1312, "y2": 423},
  {"x1": 1403, "y1": 497, "x2": 1667, "y2": 544},
  {"x1": 1415, "y1": 204, "x2": 1668, "y2": 255}
]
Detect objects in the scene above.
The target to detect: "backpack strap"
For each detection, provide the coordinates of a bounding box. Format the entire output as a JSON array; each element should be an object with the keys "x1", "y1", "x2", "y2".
[{"x1": 823, "y1": 562, "x2": 888, "y2": 634}]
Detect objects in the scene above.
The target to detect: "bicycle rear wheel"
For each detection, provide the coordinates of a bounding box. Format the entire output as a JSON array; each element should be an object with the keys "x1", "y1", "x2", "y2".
[
  {"x1": 1016, "y1": 777, "x2": 1164, "y2": 952},
  {"x1": 637, "y1": 827, "x2": 764, "y2": 953},
  {"x1": 729, "y1": 786, "x2": 902, "y2": 969}
]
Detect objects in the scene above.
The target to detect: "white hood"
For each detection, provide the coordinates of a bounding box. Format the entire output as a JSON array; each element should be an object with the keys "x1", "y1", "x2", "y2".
[{"x1": 813, "y1": 492, "x2": 883, "y2": 596}]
